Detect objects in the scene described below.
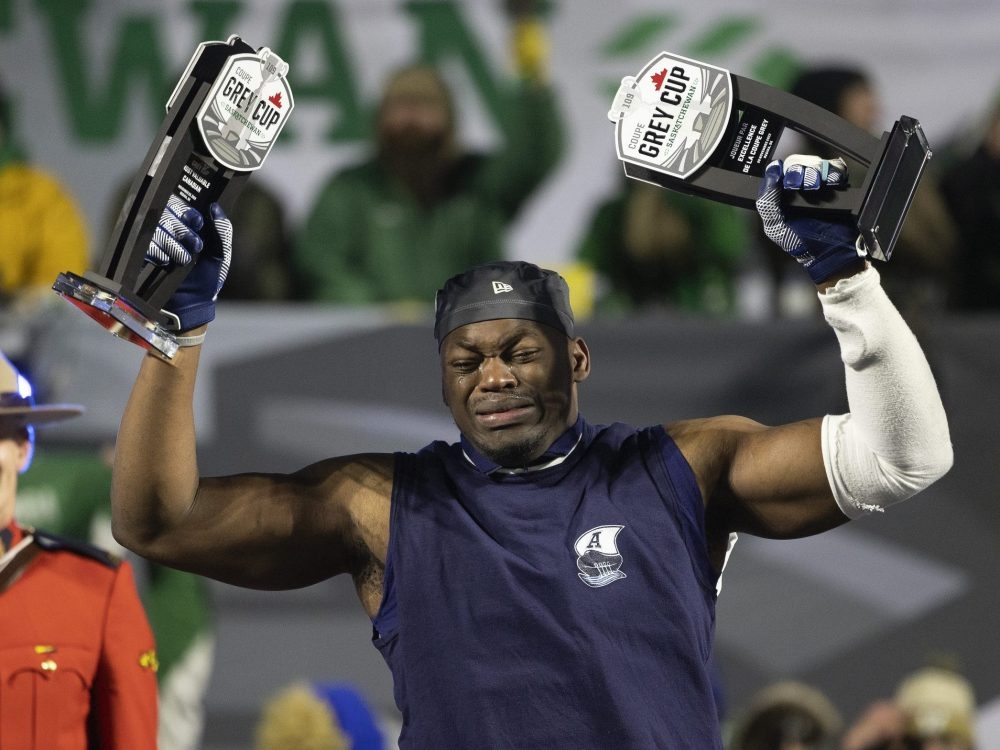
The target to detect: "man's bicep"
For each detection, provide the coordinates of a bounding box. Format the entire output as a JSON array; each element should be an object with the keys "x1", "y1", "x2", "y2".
[
  {"x1": 726, "y1": 418, "x2": 848, "y2": 538},
  {"x1": 156, "y1": 453, "x2": 394, "y2": 590},
  {"x1": 674, "y1": 416, "x2": 845, "y2": 539}
]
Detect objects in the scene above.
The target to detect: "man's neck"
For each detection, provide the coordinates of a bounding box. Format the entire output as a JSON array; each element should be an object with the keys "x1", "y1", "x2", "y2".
[{"x1": 461, "y1": 416, "x2": 585, "y2": 475}]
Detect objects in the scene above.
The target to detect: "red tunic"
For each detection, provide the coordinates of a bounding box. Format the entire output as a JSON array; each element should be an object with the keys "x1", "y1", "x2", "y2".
[{"x1": 0, "y1": 524, "x2": 158, "y2": 749}]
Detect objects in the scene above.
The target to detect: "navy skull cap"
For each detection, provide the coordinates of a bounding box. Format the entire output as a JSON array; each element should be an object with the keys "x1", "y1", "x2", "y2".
[{"x1": 434, "y1": 261, "x2": 575, "y2": 345}]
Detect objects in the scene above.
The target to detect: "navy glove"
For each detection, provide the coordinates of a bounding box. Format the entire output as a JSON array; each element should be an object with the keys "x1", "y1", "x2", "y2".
[
  {"x1": 147, "y1": 194, "x2": 233, "y2": 331},
  {"x1": 756, "y1": 155, "x2": 867, "y2": 284}
]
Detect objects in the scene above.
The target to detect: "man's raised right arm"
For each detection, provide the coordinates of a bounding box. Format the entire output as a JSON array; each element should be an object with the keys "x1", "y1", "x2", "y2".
[{"x1": 111, "y1": 201, "x2": 393, "y2": 591}]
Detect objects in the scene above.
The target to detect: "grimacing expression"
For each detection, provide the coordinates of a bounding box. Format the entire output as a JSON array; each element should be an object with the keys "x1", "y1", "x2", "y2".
[{"x1": 440, "y1": 319, "x2": 590, "y2": 467}]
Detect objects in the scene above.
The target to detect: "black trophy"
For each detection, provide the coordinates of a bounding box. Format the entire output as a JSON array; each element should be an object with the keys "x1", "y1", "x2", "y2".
[
  {"x1": 608, "y1": 51, "x2": 931, "y2": 262},
  {"x1": 53, "y1": 35, "x2": 293, "y2": 359}
]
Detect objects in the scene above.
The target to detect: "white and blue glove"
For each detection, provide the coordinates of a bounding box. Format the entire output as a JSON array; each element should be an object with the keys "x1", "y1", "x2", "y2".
[
  {"x1": 756, "y1": 155, "x2": 867, "y2": 284},
  {"x1": 147, "y1": 194, "x2": 233, "y2": 331}
]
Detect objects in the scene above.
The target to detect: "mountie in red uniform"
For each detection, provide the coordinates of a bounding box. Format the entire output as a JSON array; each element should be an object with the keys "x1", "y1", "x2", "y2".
[{"x1": 0, "y1": 522, "x2": 158, "y2": 749}]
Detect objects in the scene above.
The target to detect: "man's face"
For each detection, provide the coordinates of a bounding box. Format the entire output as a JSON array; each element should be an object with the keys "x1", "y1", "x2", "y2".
[
  {"x1": 439, "y1": 319, "x2": 589, "y2": 467},
  {"x1": 0, "y1": 421, "x2": 30, "y2": 527}
]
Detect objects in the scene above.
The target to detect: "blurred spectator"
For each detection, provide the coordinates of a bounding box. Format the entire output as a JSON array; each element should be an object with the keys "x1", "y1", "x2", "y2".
[
  {"x1": 729, "y1": 680, "x2": 843, "y2": 750},
  {"x1": 576, "y1": 177, "x2": 750, "y2": 316},
  {"x1": 840, "y1": 700, "x2": 908, "y2": 750},
  {"x1": 255, "y1": 681, "x2": 386, "y2": 750},
  {"x1": 255, "y1": 683, "x2": 349, "y2": 750},
  {"x1": 0, "y1": 80, "x2": 89, "y2": 378},
  {"x1": 841, "y1": 664, "x2": 977, "y2": 750},
  {"x1": 939, "y1": 95, "x2": 1000, "y2": 311},
  {"x1": 213, "y1": 180, "x2": 297, "y2": 301},
  {"x1": 783, "y1": 65, "x2": 959, "y2": 324},
  {"x1": 0, "y1": 82, "x2": 89, "y2": 309},
  {"x1": 105, "y1": 176, "x2": 296, "y2": 302},
  {"x1": 895, "y1": 666, "x2": 977, "y2": 750},
  {"x1": 293, "y1": 4, "x2": 563, "y2": 305}
]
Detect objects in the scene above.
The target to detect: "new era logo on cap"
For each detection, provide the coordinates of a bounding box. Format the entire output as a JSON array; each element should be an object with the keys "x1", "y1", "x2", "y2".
[{"x1": 433, "y1": 260, "x2": 574, "y2": 345}]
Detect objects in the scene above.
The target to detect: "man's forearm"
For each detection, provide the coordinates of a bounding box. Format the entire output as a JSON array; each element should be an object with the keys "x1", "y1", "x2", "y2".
[
  {"x1": 818, "y1": 266, "x2": 953, "y2": 517},
  {"x1": 111, "y1": 337, "x2": 204, "y2": 555}
]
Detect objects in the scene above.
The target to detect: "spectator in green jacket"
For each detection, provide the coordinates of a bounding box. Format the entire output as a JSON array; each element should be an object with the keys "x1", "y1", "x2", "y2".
[
  {"x1": 294, "y1": 7, "x2": 563, "y2": 304},
  {"x1": 576, "y1": 177, "x2": 750, "y2": 316}
]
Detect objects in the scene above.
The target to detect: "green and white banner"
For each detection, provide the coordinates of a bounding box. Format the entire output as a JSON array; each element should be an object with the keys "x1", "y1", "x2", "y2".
[{"x1": 2, "y1": 0, "x2": 998, "y2": 267}]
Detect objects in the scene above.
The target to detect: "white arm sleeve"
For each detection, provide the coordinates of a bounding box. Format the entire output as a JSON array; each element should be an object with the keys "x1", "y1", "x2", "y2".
[{"x1": 818, "y1": 265, "x2": 953, "y2": 519}]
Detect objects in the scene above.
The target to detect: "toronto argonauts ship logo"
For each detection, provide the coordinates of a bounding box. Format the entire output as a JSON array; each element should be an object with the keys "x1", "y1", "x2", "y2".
[{"x1": 574, "y1": 525, "x2": 627, "y2": 588}]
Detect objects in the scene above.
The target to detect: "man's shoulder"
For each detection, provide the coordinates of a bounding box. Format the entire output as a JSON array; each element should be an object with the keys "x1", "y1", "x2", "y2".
[
  {"x1": 664, "y1": 415, "x2": 764, "y2": 478},
  {"x1": 665, "y1": 415, "x2": 761, "y2": 437},
  {"x1": 391, "y1": 441, "x2": 462, "y2": 479}
]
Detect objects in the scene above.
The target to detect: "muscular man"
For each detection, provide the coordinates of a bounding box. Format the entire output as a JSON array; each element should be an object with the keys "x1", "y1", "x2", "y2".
[
  {"x1": 0, "y1": 352, "x2": 158, "y2": 750},
  {"x1": 110, "y1": 156, "x2": 952, "y2": 748}
]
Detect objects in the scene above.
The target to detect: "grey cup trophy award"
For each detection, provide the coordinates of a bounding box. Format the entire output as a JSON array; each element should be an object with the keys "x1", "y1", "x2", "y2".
[
  {"x1": 608, "y1": 52, "x2": 931, "y2": 262},
  {"x1": 53, "y1": 35, "x2": 293, "y2": 359}
]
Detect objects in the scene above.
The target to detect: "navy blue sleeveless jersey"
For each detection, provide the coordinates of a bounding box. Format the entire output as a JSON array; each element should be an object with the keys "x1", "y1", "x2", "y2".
[{"x1": 372, "y1": 420, "x2": 722, "y2": 749}]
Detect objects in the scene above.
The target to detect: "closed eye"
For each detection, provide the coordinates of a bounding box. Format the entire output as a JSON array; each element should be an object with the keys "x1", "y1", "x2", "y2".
[{"x1": 509, "y1": 348, "x2": 540, "y2": 364}]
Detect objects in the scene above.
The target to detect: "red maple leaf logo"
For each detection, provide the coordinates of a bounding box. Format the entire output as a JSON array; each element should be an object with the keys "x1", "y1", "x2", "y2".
[
  {"x1": 650, "y1": 69, "x2": 669, "y2": 92},
  {"x1": 268, "y1": 91, "x2": 283, "y2": 108}
]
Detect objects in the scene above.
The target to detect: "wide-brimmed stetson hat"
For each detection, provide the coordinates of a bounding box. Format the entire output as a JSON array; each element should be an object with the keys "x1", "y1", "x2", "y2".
[{"x1": 0, "y1": 352, "x2": 83, "y2": 426}]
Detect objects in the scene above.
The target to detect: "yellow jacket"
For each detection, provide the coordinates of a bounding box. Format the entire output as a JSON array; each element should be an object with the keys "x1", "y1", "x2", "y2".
[{"x1": 0, "y1": 162, "x2": 89, "y2": 296}]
